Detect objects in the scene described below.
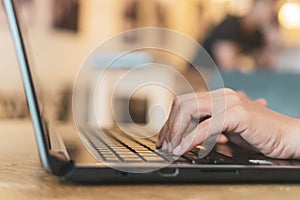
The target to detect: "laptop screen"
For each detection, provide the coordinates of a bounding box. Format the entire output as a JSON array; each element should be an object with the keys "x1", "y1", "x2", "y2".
[{"x1": 3, "y1": 0, "x2": 52, "y2": 170}]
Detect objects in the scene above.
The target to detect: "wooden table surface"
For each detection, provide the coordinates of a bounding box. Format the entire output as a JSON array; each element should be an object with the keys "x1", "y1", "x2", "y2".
[{"x1": 1, "y1": 120, "x2": 300, "y2": 200}]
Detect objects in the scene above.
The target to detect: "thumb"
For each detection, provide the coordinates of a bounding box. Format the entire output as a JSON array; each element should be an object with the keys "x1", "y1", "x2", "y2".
[{"x1": 172, "y1": 111, "x2": 229, "y2": 155}]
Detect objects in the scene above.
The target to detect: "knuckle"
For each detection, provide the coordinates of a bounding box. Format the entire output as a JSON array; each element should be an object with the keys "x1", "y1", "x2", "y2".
[
  {"x1": 230, "y1": 104, "x2": 249, "y2": 122},
  {"x1": 172, "y1": 95, "x2": 189, "y2": 111},
  {"x1": 172, "y1": 95, "x2": 182, "y2": 107},
  {"x1": 226, "y1": 89, "x2": 242, "y2": 104},
  {"x1": 224, "y1": 88, "x2": 235, "y2": 95}
]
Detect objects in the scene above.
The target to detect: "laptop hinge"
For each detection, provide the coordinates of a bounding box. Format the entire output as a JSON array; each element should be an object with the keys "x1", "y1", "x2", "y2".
[
  {"x1": 47, "y1": 122, "x2": 71, "y2": 160},
  {"x1": 48, "y1": 151, "x2": 74, "y2": 176},
  {"x1": 45, "y1": 121, "x2": 74, "y2": 176}
]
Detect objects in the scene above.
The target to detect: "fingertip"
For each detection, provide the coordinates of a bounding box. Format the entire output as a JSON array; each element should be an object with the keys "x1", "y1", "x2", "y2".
[
  {"x1": 156, "y1": 125, "x2": 167, "y2": 148},
  {"x1": 156, "y1": 137, "x2": 164, "y2": 148},
  {"x1": 172, "y1": 135, "x2": 193, "y2": 155},
  {"x1": 171, "y1": 120, "x2": 209, "y2": 155},
  {"x1": 172, "y1": 142, "x2": 192, "y2": 155},
  {"x1": 161, "y1": 140, "x2": 168, "y2": 151},
  {"x1": 172, "y1": 144, "x2": 182, "y2": 155},
  {"x1": 155, "y1": 142, "x2": 161, "y2": 149}
]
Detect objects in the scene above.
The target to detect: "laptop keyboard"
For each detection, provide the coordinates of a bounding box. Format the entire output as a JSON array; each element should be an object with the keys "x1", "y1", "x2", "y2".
[
  {"x1": 85, "y1": 128, "x2": 170, "y2": 163},
  {"x1": 84, "y1": 127, "x2": 234, "y2": 164}
]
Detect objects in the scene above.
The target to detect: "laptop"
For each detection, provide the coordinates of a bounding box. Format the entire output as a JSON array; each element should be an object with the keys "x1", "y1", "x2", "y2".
[{"x1": 4, "y1": 0, "x2": 300, "y2": 183}]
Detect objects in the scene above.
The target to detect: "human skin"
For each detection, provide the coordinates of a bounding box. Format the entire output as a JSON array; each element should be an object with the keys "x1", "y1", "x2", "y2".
[{"x1": 156, "y1": 88, "x2": 300, "y2": 159}]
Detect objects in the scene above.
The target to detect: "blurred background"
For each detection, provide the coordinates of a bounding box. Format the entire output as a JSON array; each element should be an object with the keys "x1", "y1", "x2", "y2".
[{"x1": 2, "y1": 0, "x2": 300, "y2": 124}]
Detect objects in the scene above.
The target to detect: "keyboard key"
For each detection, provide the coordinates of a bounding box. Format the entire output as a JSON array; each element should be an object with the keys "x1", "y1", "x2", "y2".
[{"x1": 85, "y1": 128, "x2": 173, "y2": 163}]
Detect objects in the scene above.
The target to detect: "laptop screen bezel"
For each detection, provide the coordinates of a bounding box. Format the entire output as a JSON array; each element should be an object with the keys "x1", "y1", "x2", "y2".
[{"x1": 3, "y1": 0, "x2": 52, "y2": 171}]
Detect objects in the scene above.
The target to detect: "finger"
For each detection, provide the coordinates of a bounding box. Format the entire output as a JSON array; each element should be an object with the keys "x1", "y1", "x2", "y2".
[
  {"x1": 166, "y1": 93, "x2": 201, "y2": 138},
  {"x1": 217, "y1": 134, "x2": 228, "y2": 144},
  {"x1": 172, "y1": 109, "x2": 234, "y2": 155},
  {"x1": 161, "y1": 88, "x2": 234, "y2": 152},
  {"x1": 156, "y1": 93, "x2": 201, "y2": 148},
  {"x1": 156, "y1": 122, "x2": 168, "y2": 148},
  {"x1": 155, "y1": 124, "x2": 166, "y2": 148},
  {"x1": 156, "y1": 93, "x2": 194, "y2": 148},
  {"x1": 166, "y1": 90, "x2": 227, "y2": 143},
  {"x1": 166, "y1": 93, "x2": 210, "y2": 149},
  {"x1": 172, "y1": 118, "x2": 213, "y2": 155},
  {"x1": 156, "y1": 93, "x2": 196, "y2": 148}
]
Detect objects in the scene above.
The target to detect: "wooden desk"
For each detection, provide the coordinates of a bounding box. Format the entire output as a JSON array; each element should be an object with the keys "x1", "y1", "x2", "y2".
[{"x1": 0, "y1": 120, "x2": 300, "y2": 200}]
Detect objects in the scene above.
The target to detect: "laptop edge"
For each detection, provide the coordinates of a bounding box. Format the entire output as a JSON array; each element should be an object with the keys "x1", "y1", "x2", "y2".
[
  {"x1": 3, "y1": 0, "x2": 73, "y2": 176},
  {"x1": 4, "y1": 0, "x2": 300, "y2": 183}
]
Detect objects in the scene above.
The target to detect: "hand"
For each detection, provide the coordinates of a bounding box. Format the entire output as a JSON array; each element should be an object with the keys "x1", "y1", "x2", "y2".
[{"x1": 156, "y1": 88, "x2": 300, "y2": 159}]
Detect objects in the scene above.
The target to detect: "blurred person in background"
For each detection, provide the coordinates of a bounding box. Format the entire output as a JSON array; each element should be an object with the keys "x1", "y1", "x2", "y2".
[{"x1": 193, "y1": 0, "x2": 280, "y2": 71}]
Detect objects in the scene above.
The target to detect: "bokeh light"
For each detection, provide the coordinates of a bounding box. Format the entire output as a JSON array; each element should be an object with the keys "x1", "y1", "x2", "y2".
[{"x1": 278, "y1": 2, "x2": 300, "y2": 29}]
